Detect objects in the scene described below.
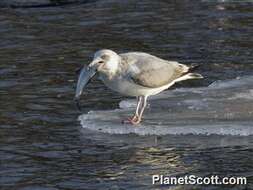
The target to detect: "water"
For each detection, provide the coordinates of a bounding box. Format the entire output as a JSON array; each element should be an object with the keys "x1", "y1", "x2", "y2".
[{"x1": 0, "y1": 0, "x2": 253, "y2": 189}]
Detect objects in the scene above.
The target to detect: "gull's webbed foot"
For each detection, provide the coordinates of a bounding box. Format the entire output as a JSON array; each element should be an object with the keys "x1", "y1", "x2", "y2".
[{"x1": 121, "y1": 115, "x2": 141, "y2": 125}]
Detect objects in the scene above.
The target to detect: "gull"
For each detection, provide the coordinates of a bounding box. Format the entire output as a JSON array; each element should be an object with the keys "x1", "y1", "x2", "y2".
[{"x1": 75, "y1": 49, "x2": 203, "y2": 125}]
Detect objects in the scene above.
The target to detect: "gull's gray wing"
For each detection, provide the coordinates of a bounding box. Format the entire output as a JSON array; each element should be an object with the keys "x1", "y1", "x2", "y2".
[{"x1": 119, "y1": 52, "x2": 189, "y2": 88}]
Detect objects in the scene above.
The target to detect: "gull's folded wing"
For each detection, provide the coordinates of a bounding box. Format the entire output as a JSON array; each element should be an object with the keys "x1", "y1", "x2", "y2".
[{"x1": 120, "y1": 52, "x2": 188, "y2": 88}]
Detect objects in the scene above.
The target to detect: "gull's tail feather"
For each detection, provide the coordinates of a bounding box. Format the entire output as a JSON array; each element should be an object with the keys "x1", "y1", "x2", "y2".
[
  {"x1": 186, "y1": 73, "x2": 203, "y2": 79},
  {"x1": 174, "y1": 73, "x2": 203, "y2": 83},
  {"x1": 181, "y1": 64, "x2": 203, "y2": 80}
]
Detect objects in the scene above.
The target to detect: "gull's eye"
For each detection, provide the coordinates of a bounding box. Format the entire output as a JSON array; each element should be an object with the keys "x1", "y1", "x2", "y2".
[
  {"x1": 98, "y1": 61, "x2": 104, "y2": 64},
  {"x1": 100, "y1": 55, "x2": 109, "y2": 61}
]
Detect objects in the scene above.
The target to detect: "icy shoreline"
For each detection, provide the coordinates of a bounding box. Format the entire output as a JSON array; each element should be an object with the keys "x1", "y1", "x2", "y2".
[{"x1": 79, "y1": 76, "x2": 253, "y2": 136}]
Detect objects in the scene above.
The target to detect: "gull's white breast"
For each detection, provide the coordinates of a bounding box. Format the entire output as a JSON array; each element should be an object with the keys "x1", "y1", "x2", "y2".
[{"x1": 99, "y1": 73, "x2": 175, "y2": 97}]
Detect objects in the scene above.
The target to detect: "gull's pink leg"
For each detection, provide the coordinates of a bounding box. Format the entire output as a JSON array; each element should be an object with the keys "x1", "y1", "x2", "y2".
[
  {"x1": 122, "y1": 96, "x2": 148, "y2": 125},
  {"x1": 122, "y1": 97, "x2": 142, "y2": 124},
  {"x1": 133, "y1": 96, "x2": 147, "y2": 124}
]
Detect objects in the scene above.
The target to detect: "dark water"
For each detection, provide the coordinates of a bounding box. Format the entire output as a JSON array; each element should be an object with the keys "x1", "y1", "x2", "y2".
[{"x1": 1, "y1": 0, "x2": 253, "y2": 189}]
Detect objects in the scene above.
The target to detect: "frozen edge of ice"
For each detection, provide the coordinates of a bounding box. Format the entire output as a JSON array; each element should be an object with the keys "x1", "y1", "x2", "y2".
[{"x1": 78, "y1": 114, "x2": 253, "y2": 136}]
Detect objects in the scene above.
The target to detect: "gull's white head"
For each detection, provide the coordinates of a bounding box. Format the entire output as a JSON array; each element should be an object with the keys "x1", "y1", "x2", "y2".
[
  {"x1": 91, "y1": 49, "x2": 120, "y2": 74},
  {"x1": 75, "y1": 49, "x2": 120, "y2": 100}
]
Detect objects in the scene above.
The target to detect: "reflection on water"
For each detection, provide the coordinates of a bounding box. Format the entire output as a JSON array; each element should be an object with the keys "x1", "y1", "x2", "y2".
[{"x1": 1, "y1": 0, "x2": 253, "y2": 189}]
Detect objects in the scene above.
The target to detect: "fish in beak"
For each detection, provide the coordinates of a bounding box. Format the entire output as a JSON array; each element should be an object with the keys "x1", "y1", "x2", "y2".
[
  {"x1": 74, "y1": 56, "x2": 105, "y2": 110},
  {"x1": 75, "y1": 65, "x2": 97, "y2": 101}
]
